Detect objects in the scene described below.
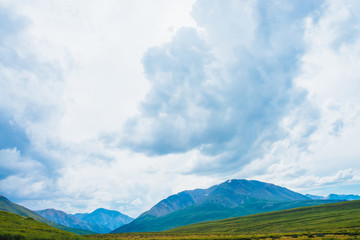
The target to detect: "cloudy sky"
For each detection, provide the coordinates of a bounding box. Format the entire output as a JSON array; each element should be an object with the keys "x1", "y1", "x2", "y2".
[{"x1": 0, "y1": 0, "x2": 360, "y2": 217}]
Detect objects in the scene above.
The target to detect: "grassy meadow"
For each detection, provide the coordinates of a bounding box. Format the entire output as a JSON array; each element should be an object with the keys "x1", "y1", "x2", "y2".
[
  {"x1": 87, "y1": 231, "x2": 360, "y2": 240},
  {"x1": 169, "y1": 200, "x2": 360, "y2": 234},
  {"x1": 0, "y1": 210, "x2": 85, "y2": 240}
]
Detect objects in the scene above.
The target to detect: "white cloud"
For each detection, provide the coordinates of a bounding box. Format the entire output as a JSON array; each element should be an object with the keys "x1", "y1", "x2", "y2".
[
  {"x1": 0, "y1": 148, "x2": 42, "y2": 178},
  {"x1": 294, "y1": 0, "x2": 360, "y2": 179},
  {"x1": 50, "y1": 148, "x2": 217, "y2": 217},
  {"x1": 6, "y1": 0, "x2": 197, "y2": 144},
  {"x1": 116, "y1": 0, "x2": 323, "y2": 179},
  {"x1": 236, "y1": 0, "x2": 360, "y2": 195},
  {"x1": 0, "y1": 0, "x2": 204, "y2": 216},
  {"x1": 0, "y1": 148, "x2": 57, "y2": 200}
]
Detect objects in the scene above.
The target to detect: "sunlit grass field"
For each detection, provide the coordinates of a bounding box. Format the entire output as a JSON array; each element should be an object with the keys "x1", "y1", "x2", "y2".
[
  {"x1": 88, "y1": 231, "x2": 360, "y2": 240},
  {"x1": 169, "y1": 200, "x2": 360, "y2": 234}
]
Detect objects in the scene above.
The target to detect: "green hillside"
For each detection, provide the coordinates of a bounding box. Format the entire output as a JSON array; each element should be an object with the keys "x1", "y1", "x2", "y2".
[
  {"x1": 169, "y1": 200, "x2": 360, "y2": 234},
  {"x1": 0, "y1": 195, "x2": 93, "y2": 235},
  {"x1": 115, "y1": 200, "x2": 339, "y2": 232},
  {"x1": 0, "y1": 210, "x2": 85, "y2": 240}
]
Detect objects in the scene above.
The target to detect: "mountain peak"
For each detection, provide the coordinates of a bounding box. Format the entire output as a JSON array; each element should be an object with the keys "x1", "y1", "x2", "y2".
[
  {"x1": 92, "y1": 208, "x2": 119, "y2": 214},
  {"x1": 71, "y1": 207, "x2": 134, "y2": 232}
]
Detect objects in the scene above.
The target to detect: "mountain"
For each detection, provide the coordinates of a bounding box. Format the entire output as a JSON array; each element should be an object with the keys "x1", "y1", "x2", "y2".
[
  {"x1": 0, "y1": 210, "x2": 83, "y2": 240},
  {"x1": 144, "y1": 179, "x2": 309, "y2": 218},
  {"x1": 327, "y1": 194, "x2": 360, "y2": 200},
  {"x1": 112, "y1": 179, "x2": 338, "y2": 233},
  {"x1": 0, "y1": 195, "x2": 93, "y2": 235},
  {"x1": 306, "y1": 193, "x2": 360, "y2": 200},
  {"x1": 170, "y1": 200, "x2": 360, "y2": 234},
  {"x1": 35, "y1": 208, "x2": 110, "y2": 233},
  {"x1": 36, "y1": 208, "x2": 134, "y2": 233},
  {"x1": 72, "y1": 208, "x2": 134, "y2": 231}
]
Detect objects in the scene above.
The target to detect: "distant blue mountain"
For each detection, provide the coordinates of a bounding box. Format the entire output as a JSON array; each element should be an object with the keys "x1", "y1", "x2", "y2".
[
  {"x1": 306, "y1": 193, "x2": 360, "y2": 201},
  {"x1": 35, "y1": 209, "x2": 108, "y2": 233},
  {"x1": 328, "y1": 194, "x2": 360, "y2": 200},
  {"x1": 36, "y1": 207, "x2": 133, "y2": 233},
  {"x1": 72, "y1": 208, "x2": 134, "y2": 231}
]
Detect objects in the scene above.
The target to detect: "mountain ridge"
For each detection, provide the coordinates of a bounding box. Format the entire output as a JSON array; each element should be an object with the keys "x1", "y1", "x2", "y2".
[
  {"x1": 113, "y1": 179, "x2": 333, "y2": 233},
  {"x1": 142, "y1": 179, "x2": 309, "y2": 218},
  {"x1": 36, "y1": 207, "x2": 134, "y2": 233},
  {"x1": 35, "y1": 208, "x2": 110, "y2": 233}
]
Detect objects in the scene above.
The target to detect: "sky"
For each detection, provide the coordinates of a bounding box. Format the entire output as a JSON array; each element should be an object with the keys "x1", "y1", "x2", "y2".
[{"x1": 0, "y1": 0, "x2": 360, "y2": 218}]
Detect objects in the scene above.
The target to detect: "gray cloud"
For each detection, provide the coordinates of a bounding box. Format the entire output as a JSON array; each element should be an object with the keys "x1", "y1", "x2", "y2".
[{"x1": 116, "y1": 0, "x2": 323, "y2": 175}]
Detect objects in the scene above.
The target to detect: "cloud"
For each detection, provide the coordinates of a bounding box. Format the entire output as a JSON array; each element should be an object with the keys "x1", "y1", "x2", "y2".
[
  {"x1": 234, "y1": 0, "x2": 360, "y2": 194},
  {"x1": 0, "y1": 114, "x2": 30, "y2": 152},
  {"x1": 0, "y1": 5, "x2": 66, "y2": 202},
  {"x1": 0, "y1": 148, "x2": 36, "y2": 179},
  {"x1": 1, "y1": 0, "x2": 360, "y2": 217},
  {"x1": 0, "y1": 1, "x2": 210, "y2": 216},
  {"x1": 116, "y1": 0, "x2": 323, "y2": 175},
  {"x1": 0, "y1": 148, "x2": 57, "y2": 203},
  {"x1": 0, "y1": 6, "x2": 64, "y2": 141}
]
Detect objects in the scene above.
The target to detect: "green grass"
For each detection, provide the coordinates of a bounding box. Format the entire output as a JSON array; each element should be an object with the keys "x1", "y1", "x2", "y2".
[
  {"x1": 88, "y1": 231, "x2": 360, "y2": 240},
  {"x1": 169, "y1": 200, "x2": 360, "y2": 234},
  {"x1": 0, "y1": 210, "x2": 86, "y2": 240}
]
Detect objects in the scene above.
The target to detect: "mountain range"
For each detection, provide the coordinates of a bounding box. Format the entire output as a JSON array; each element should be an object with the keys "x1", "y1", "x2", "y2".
[
  {"x1": 306, "y1": 193, "x2": 360, "y2": 200},
  {"x1": 35, "y1": 207, "x2": 133, "y2": 233},
  {"x1": 0, "y1": 195, "x2": 93, "y2": 235},
  {"x1": 112, "y1": 179, "x2": 340, "y2": 233},
  {"x1": 0, "y1": 194, "x2": 133, "y2": 234}
]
